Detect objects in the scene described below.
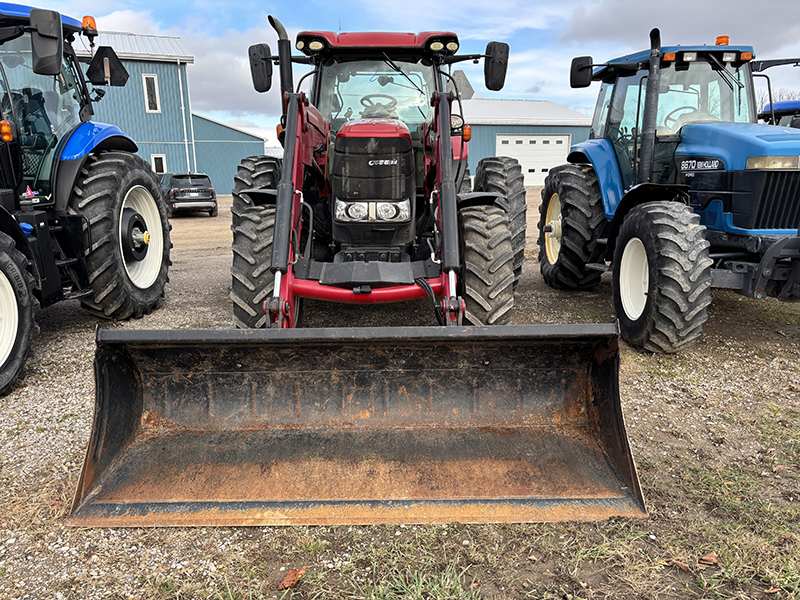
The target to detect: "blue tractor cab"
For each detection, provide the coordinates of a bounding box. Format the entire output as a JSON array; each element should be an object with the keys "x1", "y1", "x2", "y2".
[{"x1": 538, "y1": 29, "x2": 800, "y2": 353}]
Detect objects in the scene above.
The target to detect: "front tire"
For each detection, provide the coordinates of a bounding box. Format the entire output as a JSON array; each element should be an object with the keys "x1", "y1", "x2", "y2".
[
  {"x1": 612, "y1": 202, "x2": 712, "y2": 353},
  {"x1": 474, "y1": 157, "x2": 526, "y2": 289},
  {"x1": 538, "y1": 164, "x2": 605, "y2": 290},
  {"x1": 231, "y1": 205, "x2": 275, "y2": 329},
  {"x1": 459, "y1": 205, "x2": 515, "y2": 326},
  {"x1": 70, "y1": 151, "x2": 171, "y2": 320},
  {"x1": 0, "y1": 233, "x2": 38, "y2": 397}
]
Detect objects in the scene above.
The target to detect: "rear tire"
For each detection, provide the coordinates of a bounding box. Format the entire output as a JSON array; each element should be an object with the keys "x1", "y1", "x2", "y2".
[
  {"x1": 459, "y1": 205, "x2": 515, "y2": 326},
  {"x1": 70, "y1": 151, "x2": 171, "y2": 320},
  {"x1": 232, "y1": 156, "x2": 281, "y2": 227},
  {"x1": 0, "y1": 232, "x2": 38, "y2": 397},
  {"x1": 474, "y1": 157, "x2": 526, "y2": 289},
  {"x1": 209, "y1": 204, "x2": 218, "y2": 217},
  {"x1": 231, "y1": 205, "x2": 275, "y2": 329},
  {"x1": 612, "y1": 202, "x2": 712, "y2": 353},
  {"x1": 538, "y1": 164, "x2": 605, "y2": 290}
]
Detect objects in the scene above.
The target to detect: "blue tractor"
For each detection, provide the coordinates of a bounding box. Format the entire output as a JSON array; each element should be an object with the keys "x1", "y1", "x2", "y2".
[
  {"x1": 0, "y1": 4, "x2": 171, "y2": 395},
  {"x1": 538, "y1": 29, "x2": 800, "y2": 353}
]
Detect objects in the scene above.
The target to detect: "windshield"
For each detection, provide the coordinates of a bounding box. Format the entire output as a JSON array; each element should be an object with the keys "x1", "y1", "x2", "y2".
[
  {"x1": 0, "y1": 32, "x2": 84, "y2": 201},
  {"x1": 316, "y1": 58, "x2": 435, "y2": 134},
  {"x1": 656, "y1": 58, "x2": 754, "y2": 134},
  {"x1": 174, "y1": 175, "x2": 211, "y2": 187}
]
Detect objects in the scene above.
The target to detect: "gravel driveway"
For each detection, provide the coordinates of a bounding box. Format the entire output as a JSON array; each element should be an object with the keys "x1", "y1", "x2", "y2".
[{"x1": 1, "y1": 191, "x2": 798, "y2": 599}]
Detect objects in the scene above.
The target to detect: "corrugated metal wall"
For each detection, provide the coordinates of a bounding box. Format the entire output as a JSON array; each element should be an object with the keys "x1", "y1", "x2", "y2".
[
  {"x1": 468, "y1": 124, "x2": 591, "y2": 172},
  {"x1": 192, "y1": 115, "x2": 265, "y2": 194},
  {"x1": 87, "y1": 58, "x2": 265, "y2": 192},
  {"x1": 90, "y1": 60, "x2": 196, "y2": 173}
]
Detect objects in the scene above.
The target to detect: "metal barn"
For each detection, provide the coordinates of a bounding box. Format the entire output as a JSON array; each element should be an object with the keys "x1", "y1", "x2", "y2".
[
  {"x1": 80, "y1": 32, "x2": 265, "y2": 193},
  {"x1": 463, "y1": 99, "x2": 592, "y2": 186}
]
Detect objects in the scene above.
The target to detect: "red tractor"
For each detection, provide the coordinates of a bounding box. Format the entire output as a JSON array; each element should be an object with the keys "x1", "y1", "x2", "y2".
[{"x1": 232, "y1": 17, "x2": 525, "y2": 328}]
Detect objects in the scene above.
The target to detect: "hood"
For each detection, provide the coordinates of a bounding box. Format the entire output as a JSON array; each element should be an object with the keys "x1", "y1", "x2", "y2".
[{"x1": 676, "y1": 122, "x2": 800, "y2": 171}]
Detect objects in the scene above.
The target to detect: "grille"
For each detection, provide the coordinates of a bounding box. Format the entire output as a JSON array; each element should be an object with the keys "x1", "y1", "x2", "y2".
[{"x1": 750, "y1": 171, "x2": 800, "y2": 230}]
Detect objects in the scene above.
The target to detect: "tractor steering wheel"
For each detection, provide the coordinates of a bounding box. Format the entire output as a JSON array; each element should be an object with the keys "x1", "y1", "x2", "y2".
[
  {"x1": 664, "y1": 106, "x2": 699, "y2": 128},
  {"x1": 360, "y1": 94, "x2": 398, "y2": 109}
]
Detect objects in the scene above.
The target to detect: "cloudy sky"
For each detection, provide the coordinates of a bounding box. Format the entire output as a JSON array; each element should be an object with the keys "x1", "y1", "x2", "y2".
[{"x1": 44, "y1": 0, "x2": 800, "y2": 142}]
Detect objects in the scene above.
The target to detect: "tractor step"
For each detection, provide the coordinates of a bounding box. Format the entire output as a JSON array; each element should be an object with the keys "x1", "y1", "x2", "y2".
[
  {"x1": 63, "y1": 288, "x2": 93, "y2": 300},
  {"x1": 586, "y1": 262, "x2": 610, "y2": 273}
]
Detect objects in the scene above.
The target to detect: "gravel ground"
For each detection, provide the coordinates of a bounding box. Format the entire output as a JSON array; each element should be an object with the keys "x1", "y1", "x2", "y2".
[{"x1": 1, "y1": 191, "x2": 798, "y2": 599}]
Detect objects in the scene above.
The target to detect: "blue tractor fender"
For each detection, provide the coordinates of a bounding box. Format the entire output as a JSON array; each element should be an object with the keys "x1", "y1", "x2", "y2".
[
  {"x1": 568, "y1": 139, "x2": 692, "y2": 261},
  {"x1": 567, "y1": 139, "x2": 625, "y2": 220},
  {"x1": 54, "y1": 122, "x2": 139, "y2": 213}
]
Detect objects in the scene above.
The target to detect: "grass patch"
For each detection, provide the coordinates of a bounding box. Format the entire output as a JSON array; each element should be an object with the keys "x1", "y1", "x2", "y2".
[
  {"x1": 678, "y1": 464, "x2": 799, "y2": 530},
  {"x1": 348, "y1": 563, "x2": 481, "y2": 600}
]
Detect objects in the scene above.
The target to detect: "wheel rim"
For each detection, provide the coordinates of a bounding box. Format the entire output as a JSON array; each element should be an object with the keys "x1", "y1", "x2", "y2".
[
  {"x1": 119, "y1": 185, "x2": 164, "y2": 289},
  {"x1": 544, "y1": 192, "x2": 562, "y2": 264},
  {"x1": 619, "y1": 237, "x2": 649, "y2": 320},
  {"x1": 0, "y1": 269, "x2": 19, "y2": 368}
]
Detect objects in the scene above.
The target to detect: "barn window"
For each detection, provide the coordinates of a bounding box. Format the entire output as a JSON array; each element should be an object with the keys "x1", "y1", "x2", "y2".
[
  {"x1": 529, "y1": 140, "x2": 536, "y2": 144},
  {"x1": 543, "y1": 140, "x2": 550, "y2": 144},
  {"x1": 501, "y1": 140, "x2": 509, "y2": 145},
  {"x1": 516, "y1": 140, "x2": 523, "y2": 144},
  {"x1": 151, "y1": 154, "x2": 166, "y2": 174},
  {"x1": 528, "y1": 169, "x2": 535, "y2": 173},
  {"x1": 556, "y1": 140, "x2": 564, "y2": 144},
  {"x1": 143, "y1": 74, "x2": 161, "y2": 113}
]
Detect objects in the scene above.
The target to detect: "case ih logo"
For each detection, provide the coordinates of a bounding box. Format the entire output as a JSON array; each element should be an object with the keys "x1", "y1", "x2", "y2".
[{"x1": 368, "y1": 159, "x2": 398, "y2": 166}]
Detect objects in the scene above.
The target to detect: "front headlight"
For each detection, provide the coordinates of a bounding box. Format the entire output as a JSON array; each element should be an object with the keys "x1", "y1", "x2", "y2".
[
  {"x1": 745, "y1": 156, "x2": 800, "y2": 170},
  {"x1": 335, "y1": 199, "x2": 411, "y2": 222}
]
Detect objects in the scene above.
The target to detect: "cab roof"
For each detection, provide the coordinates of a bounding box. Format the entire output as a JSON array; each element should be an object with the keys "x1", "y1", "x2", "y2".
[
  {"x1": 295, "y1": 30, "x2": 460, "y2": 58},
  {"x1": 592, "y1": 44, "x2": 756, "y2": 81},
  {"x1": 0, "y1": 2, "x2": 83, "y2": 33},
  {"x1": 609, "y1": 44, "x2": 755, "y2": 65},
  {"x1": 760, "y1": 100, "x2": 800, "y2": 115}
]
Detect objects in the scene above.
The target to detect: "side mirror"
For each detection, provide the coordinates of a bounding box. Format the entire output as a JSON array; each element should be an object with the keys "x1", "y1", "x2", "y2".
[
  {"x1": 86, "y1": 47, "x2": 130, "y2": 86},
  {"x1": 484, "y1": 42, "x2": 509, "y2": 91},
  {"x1": 249, "y1": 44, "x2": 273, "y2": 93},
  {"x1": 30, "y1": 9, "x2": 63, "y2": 76},
  {"x1": 570, "y1": 56, "x2": 594, "y2": 88},
  {"x1": 791, "y1": 115, "x2": 800, "y2": 129}
]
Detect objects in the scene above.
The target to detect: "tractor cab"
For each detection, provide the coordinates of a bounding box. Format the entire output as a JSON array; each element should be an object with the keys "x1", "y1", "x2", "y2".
[
  {"x1": 584, "y1": 43, "x2": 757, "y2": 189},
  {"x1": 296, "y1": 32, "x2": 468, "y2": 256},
  {"x1": 0, "y1": 7, "x2": 128, "y2": 210},
  {"x1": 0, "y1": 33, "x2": 83, "y2": 206}
]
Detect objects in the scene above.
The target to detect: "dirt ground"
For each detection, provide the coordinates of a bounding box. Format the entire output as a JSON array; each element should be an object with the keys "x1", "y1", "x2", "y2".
[{"x1": 0, "y1": 190, "x2": 798, "y2": 599}]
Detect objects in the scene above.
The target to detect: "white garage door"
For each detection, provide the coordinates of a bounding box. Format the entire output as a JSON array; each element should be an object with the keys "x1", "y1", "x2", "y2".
[{"x1": 496, "y1": 134, "x2": 571, "y2": 186}]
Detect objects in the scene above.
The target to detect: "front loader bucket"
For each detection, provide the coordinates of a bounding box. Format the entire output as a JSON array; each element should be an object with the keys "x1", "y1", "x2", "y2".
[{"x1": 69, "y1": 324, "x2": 645, "y2": 527}]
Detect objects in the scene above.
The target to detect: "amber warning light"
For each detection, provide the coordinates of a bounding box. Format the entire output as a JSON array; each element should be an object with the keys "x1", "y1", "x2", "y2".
[
  {"x1": 82, "y1": 16, "x2": 98, "y2": 38},
  {"x1": 0, "y1": 120, "x2": 13, "y2": 142},
  {"x1": 716, "y1": 36, "x2": 729, "y2": 46}
]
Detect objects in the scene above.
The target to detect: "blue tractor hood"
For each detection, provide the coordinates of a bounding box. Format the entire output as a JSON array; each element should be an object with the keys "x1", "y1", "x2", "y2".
[{"x1": 676, "y1": 122, "x2": 800, "y2": 171}]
